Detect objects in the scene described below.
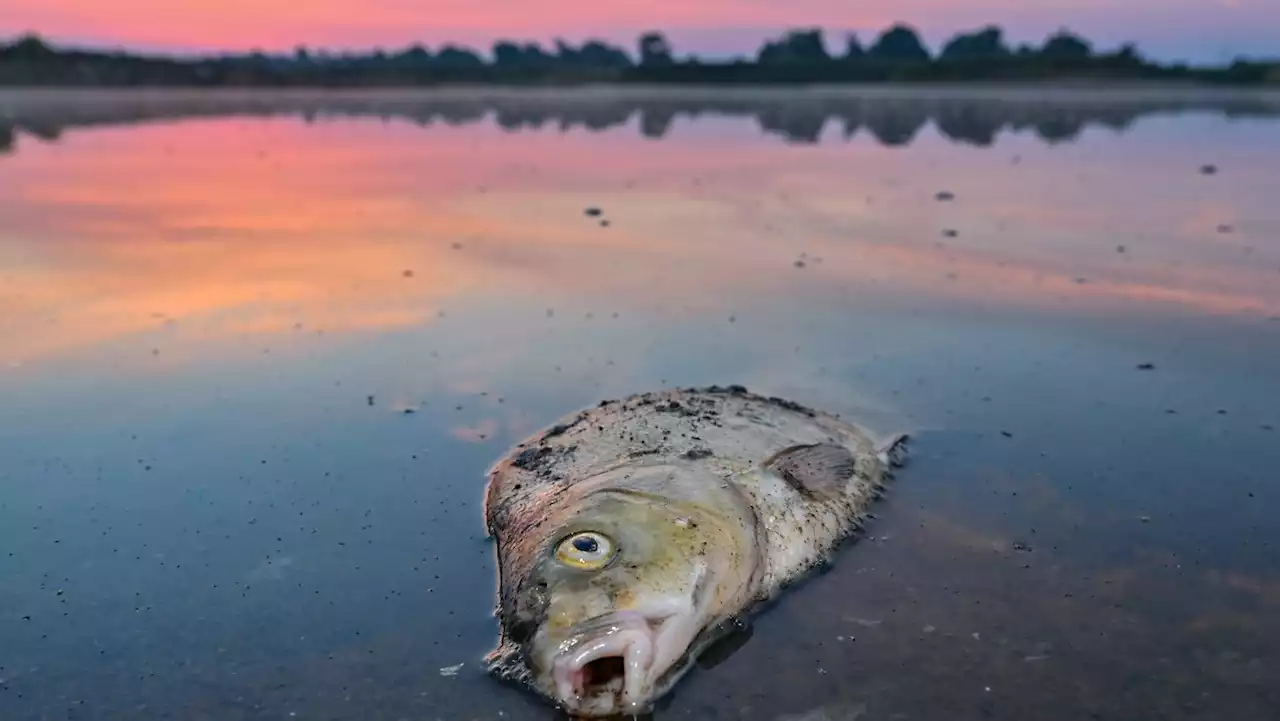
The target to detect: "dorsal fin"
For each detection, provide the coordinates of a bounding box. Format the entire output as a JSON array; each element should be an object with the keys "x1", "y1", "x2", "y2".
[{"x1": 763, "y1": 443, "x2": 857, "y2": 500}]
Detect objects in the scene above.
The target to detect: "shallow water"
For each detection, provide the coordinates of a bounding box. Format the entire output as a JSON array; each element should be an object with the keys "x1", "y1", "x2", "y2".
[{"x1": 1, "y1": 88, "x2": 1279, "y2": 721}]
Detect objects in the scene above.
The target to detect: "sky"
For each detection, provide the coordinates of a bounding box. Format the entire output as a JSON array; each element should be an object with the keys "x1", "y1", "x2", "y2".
[{"x1": 1, "y1": 0, "x2": 1276, "y2": 63}]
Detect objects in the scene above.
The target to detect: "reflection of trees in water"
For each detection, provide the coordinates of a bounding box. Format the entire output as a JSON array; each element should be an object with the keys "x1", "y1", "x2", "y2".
[
  {"x1": 933, "y1": 105, "x2": 1001, "y2": 146},
  {"x1": 640, "y1": 108, "x2": 676, "y2": 139},
  {"x1": 865, "y1": 105, "x2": 931, "y2": 146},
  {"x1": 755, "y1": 106, "x2": 828, "y2": 144},
  {"x1": 1031, "y1": 116, "x2": 1087, "y2": 144},
  {"x1": 1, "y1": 92, "x2": 1277, "y2": 153},
  {"x1": 437, "y1": 105, "x2": 487, "y2": 126}
]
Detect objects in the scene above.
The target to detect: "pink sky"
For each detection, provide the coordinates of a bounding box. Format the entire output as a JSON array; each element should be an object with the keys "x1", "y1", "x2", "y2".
[{"x1": 1, "y1": 0, "x2": 1275, "y2": 62}]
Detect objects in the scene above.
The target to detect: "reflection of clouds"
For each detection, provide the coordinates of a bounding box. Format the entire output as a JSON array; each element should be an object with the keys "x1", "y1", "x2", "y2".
[
  {"x1": 2, "y1": 106, "x2": 1278, "y2": 368},
  {"x1": 1206, "y1": 569, "x2": 1280, "y2": 605},
  {"x1": 898, "y1": 508, "x2": 1010, "y2": 552},
  {"x1": 1188, "y1": 611, "x2": 1269, "y2": 635},
  {"x1": 450, "y1": 418, "x2": 499, "y2": 443},
  {"x1": 497, "y1": 407, "x2": 542, "y2": 442},
  {"x1": 464, "y1": 191, "x2": 1279, "y2": 319},
  {"x1": 247, "y1": 556, "x2": 294, "y2": 582}
]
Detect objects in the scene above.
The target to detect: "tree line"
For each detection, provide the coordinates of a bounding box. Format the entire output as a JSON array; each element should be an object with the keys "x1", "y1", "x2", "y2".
[{"x1": 1, "y1": 24, "x2": 1277, "y2": 86}]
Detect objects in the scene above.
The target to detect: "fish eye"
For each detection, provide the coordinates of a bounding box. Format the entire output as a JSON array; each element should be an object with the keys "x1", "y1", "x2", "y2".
[{"x1": 555, "y1": 531, "x2": 616, "y2": 570}]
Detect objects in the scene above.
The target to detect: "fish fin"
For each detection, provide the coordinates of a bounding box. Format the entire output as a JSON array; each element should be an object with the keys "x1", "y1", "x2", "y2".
[
  {"x1": 877, "y1": 433, "x2": 910, "y2": 469},
  {"x1": 764, "y1": 443, "x2": 857, "y2": 500}
]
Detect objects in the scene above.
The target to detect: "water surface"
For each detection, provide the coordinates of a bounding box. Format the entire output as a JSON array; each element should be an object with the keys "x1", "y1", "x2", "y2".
[{"x1": 2, "y1": 88, "x2": 1279, "y2": 721}]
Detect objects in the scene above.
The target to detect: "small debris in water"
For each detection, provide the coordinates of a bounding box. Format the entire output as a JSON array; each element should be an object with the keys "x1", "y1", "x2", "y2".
[
  {"x1": 1136, "y1": 363, "x2": 1156, "y2": 370},
  {"x1": 846, "y1": 617, "x2": 882, "y2": 628},
  {"x1": 450, "y1": 242, "x2": 462, "y2": 250},
  {"x1": 600, "y1": 220, "x2": 611, "y2": 228},
  {"x1": 367, "y1": 395, "x2": 375, "y2": 406},
  {"x1": 794, "y1": 259, "x2": 806, "y2": 269},
  {"x1": 1024, "y1": 655, "x2": 1050, "y2": 663},
  {"x1": 1000, "y1": 431, "x2": 1013, "y2": 438},
  {"x1": 1012, "y1": 542, "x2": 1033, "y2": 553},
  {"x1": 402, "y1": 269, "x2": 414, "y2": 278},
  {"x1": 935, "y1": 191, "x2": 955, "y2": 201},
  {"x1": 923, "y1": 625, "x2": 936, "y2": 633},
  {"x1": 1139, "y1": 515, "x2": 1151, "y2": 523},
  {"x1": 584, "y1": 207, "x2": 603, "y2": 217},
  {"x1": 1116, "y1": 244, "x2": 1127, "y2": 253},
  {"x1": 402, "y1": 408, "x2": 416, "y2": 415},
  {"x1": 942, "y1": 229, "x2": 959, "y2": 238},
  {"x1": 1200, "y1": 164, "x2": 1218, "y2": 175},
  {"x1": 972, "y1": 632, "x2": 981, "y2": 641},
  {"x1": 439, "y1": 663, "x2": 464, "y2": 677},
  {"x1": 1216, "y1": 224, "x2": 1234, "y2": 234}
]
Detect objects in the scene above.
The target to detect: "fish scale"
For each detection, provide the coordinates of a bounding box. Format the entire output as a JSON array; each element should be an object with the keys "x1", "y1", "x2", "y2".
[{"x1": 483, "y1": 385, "x2": 907, "y2": 717}]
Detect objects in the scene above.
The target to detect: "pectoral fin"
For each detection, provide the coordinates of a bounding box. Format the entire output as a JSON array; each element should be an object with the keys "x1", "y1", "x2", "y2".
[{"x1": 763, "y1": 443, "x2": 857, "y2": 499}]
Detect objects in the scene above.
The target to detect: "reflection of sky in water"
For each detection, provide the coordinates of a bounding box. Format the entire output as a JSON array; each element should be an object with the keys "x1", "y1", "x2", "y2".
[{"x1": 1, "y1": 92, "x2": 1279, "y2": 720}]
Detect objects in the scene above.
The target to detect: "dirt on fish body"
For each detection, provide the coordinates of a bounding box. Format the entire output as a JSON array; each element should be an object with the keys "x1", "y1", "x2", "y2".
[{"x1": 482, "y1": 385, "x2": 907, "y2": 717}]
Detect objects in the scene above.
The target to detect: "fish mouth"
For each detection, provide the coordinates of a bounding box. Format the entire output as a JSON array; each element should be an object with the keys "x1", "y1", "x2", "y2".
[{"x1": 551, "y1": 610, "x2": 665, "y2": 716}]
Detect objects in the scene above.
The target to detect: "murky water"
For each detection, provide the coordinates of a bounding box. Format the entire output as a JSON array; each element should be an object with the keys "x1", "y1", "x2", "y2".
[{"x1": 2, "y1": 88, "x2": 1279, "y2": 721}]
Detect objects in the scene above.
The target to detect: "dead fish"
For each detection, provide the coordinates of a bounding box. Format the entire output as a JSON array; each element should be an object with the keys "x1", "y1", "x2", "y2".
[{"x1": 482, "y1": 385, "x2": 907, "y2": 717}]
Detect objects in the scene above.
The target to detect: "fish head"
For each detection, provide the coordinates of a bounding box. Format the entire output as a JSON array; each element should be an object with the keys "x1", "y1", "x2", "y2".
[{"x1": 504, "y1": 470, "x2": 758, "y2": 717}]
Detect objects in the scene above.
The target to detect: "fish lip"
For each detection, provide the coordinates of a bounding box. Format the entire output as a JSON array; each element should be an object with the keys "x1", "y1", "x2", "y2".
[{"x1": 551, "y1": 610, "x2": 666, "y2": 715}]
